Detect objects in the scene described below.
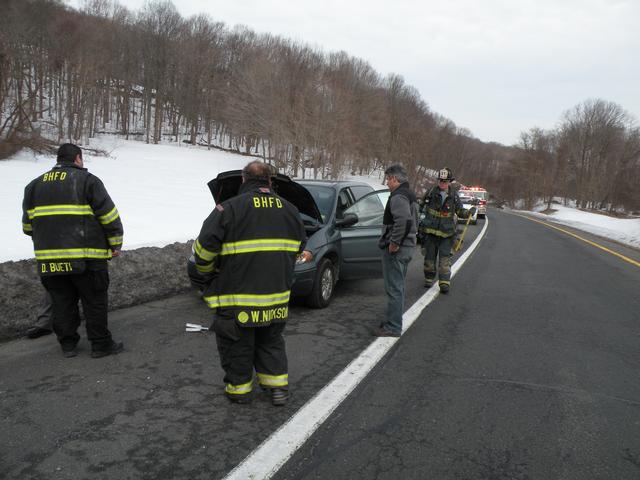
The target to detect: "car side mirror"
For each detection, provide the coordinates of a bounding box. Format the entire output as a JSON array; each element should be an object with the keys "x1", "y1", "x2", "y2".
[{"x1": 336, "y1": 213, "x2": 358, "y2": 228}]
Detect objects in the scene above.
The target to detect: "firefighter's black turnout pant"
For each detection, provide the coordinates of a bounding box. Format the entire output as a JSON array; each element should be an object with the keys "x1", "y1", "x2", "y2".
[
  {"x1": 41, "y1": 262, "x2": 113, "y2": 351},
  {"x1": 213, "y1": 308, "x2": 288, "y2": 397},
  {"x1": 422, "y1": 233, "x2": 454, "y2": 287}
]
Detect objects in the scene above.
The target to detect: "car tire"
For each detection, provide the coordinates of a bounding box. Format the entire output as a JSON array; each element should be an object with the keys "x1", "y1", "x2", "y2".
[{"x1": 307, "y1": 258, "x2": 335, "y2": 308}]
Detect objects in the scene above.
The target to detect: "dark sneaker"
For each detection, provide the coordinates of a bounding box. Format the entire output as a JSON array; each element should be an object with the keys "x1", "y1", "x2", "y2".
[
  {"x1": 26, "y1": 327, "x2": 53, "y2": 339},
  {"x1": 225, "y1": 392, "x2": 252, "y2": 404},
  {"x1": 424, "y1": 279, "x2": 434, "y2": 288},
  {"x1": 372, "y1": 327, "x2": 401, "y2": 338},
  {"x1": 439, "y1": 283, "x2": 450, "y2": 294},
  {"x1": 271, "y1": 388, "x2": 289, "y2": 406},
  {"x1": 91, "y1": 341, "x2": 124, "y2": 359},
  {"x1": 62, "y1": 346, "x2": 78, "y2": 358}
]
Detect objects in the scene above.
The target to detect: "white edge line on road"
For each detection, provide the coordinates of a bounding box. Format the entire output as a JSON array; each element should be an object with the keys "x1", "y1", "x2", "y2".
[{"x1": 224, "y1": 217, "x2": 490, "y2": 480}]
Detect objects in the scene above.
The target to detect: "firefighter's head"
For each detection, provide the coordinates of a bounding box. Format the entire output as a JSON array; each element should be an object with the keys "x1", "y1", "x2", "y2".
[
  {"x1": 57, "y1": 143, "x2": 83, "y2": 168},
  {"x1": 242, "y1": 161, "x2": 272, "y2": 186},
  {"x1": 437, "y1": 167, "x2": 453, "y2": 190}
]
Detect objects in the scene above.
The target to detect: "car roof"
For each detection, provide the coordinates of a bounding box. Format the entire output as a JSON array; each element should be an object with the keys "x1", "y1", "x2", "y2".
[{"x1": 296, "y1": 179, "x2": 374, "y2": 188}]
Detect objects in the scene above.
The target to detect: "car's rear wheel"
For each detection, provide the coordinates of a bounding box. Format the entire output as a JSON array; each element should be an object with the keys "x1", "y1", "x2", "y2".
[{"x1": 307, "y1": 258, "x2": 335, "y2": 308}]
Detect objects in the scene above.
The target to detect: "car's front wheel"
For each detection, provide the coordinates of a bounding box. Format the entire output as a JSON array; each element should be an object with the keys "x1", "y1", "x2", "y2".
[{"x1": 307, "y1": 258, "x2": 335, "y2": 308}]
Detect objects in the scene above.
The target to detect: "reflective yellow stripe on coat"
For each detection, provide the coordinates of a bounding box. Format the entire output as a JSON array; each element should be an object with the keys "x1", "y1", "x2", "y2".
[
  {"x1": 203, "y1": 291, "x2": 291, "y2": 309},
  {"x1": 194, "y1": 238, "x2": 218, "y2": 262},
  {"x1": 27, "y1": 204, "x2": 93, "y2": 219},
  {"x1": 98, "y1": 206, "x2": 120, "y2": 225},
  {"x1": 108, "y1": 235, "x2": 123, "y2": 247},
  {"x1": 220, "y1": 238, "x2": 301, "y2": 255},
  {"x1": 427, "y1": 208, "x2": 450, "y2": 218},
  {"x1": 35, "y1": 248, "x2": 112, "y2": 260}
]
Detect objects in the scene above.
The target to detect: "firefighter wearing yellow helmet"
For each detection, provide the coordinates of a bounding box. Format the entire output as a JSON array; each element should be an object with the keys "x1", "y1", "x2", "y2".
[{"x1": 418, "y1": 168, "x2": 475, "y2": 293}]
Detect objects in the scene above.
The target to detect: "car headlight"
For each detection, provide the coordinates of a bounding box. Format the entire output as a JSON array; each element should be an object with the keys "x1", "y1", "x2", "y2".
[{"x1": 296, "y1": 251, "x2": 313, "y2": 264}]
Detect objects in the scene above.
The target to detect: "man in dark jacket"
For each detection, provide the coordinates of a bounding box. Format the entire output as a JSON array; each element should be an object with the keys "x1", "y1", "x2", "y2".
[
  {"x1": 193, "y1": 161, "x2": 310, "y2": 405},
  {"x1": 22, "y1": 143, "x2": 124, "y2": 358},
  {"x1": 374, "y1": 164, "x2": 418, "y2": 337},
  {"x1": 419, "y1": 167, "x2": 474, "y2": 293}
]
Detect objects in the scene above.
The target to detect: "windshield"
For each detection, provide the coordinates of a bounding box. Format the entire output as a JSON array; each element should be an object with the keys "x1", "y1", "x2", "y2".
[{"x1": 301, "y1": 184, "x2": 335, "y2": 224}]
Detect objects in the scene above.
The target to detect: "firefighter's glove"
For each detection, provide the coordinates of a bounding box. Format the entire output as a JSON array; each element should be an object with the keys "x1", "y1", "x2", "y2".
[{"x1": 468, "y1": 207, "x2": 477, "y2": 217}]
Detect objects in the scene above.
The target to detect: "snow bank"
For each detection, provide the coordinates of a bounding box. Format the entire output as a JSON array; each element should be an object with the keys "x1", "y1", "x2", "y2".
[{"x1": 525, "y1": 204, "x2": 640, "y2": 250}]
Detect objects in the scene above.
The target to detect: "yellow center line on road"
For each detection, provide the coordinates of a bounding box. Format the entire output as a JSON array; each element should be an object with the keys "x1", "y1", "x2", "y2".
[{"x1": 513, "y1": 213, "x2": 640, "y2": 268}]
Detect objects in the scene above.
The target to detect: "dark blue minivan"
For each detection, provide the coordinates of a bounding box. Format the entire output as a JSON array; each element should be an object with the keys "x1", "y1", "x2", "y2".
[{"x1": 188, "y1": 171, "x2": 389, "y2": 308}]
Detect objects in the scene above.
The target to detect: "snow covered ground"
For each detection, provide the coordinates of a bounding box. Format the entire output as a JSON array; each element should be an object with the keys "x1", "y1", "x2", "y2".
[
  {"x1": 2, "y1": 136, "x2": 638, "y2": 263},
  {"x1": 518, "y1": 204, "x2": 640, "y2": 250}
]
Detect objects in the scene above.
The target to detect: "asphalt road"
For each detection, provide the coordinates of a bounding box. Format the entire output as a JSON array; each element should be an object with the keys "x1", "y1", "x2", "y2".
[
  {"x1": 0, "y1": 218, "x2": 482, "y2": 480},
  {"x1": 2, "y1": 209, "x2": 639, "y2": 480},
  {"x1": 275, "y1": 208, "x2": 640, "y2": 480}
]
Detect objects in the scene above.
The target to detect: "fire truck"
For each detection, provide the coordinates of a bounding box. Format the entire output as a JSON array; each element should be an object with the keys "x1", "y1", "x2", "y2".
[{"x1": 458, "y1": 186, "x2": 488, "y2": 218}]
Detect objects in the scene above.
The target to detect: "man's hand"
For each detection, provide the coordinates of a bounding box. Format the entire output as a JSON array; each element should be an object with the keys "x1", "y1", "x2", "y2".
[
  {"x1": 388, "y1": 242, "x2": 400, "y2": 253},
  {"x1": 111, "y1": 250, "x2": 121, "y2": 258}
]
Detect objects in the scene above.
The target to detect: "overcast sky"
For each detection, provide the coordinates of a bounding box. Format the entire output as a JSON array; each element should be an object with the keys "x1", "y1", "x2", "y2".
[{"x1": 69, "y1": 0, "x2": 639, "y2": 145}]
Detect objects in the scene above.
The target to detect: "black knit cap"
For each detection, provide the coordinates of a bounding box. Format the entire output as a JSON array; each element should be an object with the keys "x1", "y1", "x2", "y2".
[{"x1": 57, "y1": 143, "x2": 82, "y2": 163}]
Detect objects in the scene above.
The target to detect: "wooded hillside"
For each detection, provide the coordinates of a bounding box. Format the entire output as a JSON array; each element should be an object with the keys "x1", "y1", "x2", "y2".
[{"x1": 2, "y1": 0, "x2": 639, "y2": 212}]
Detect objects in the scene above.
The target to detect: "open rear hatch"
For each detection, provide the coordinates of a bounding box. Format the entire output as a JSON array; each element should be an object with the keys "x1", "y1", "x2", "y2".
[{"x1": 207, "y1": 170, "x2": 323, "y2": 226}]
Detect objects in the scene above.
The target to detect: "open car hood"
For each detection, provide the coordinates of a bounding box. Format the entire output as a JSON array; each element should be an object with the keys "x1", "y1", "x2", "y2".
[{"x1": 207, "y1": 170, "x2": 324, "y2": 224}]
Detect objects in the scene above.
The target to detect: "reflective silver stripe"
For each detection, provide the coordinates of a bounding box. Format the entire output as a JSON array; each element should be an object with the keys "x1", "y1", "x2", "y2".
[{"x1": 98, "y1": 206, "x2": 120, "y2": 225}]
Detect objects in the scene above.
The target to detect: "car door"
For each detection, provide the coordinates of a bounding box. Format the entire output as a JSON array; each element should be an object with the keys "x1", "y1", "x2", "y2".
[{"x1": 338, "y1": 190, "x2": 390, "y2": 279}]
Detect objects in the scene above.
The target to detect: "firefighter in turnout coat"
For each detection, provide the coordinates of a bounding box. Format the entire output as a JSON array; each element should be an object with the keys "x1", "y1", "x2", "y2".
[
  {"x1": 419, "y1": 167, "x2": 474, "y2": 293},
  {"x1": 193, "y1": 161, "x2": 310, "y2": 406},
  {"x1": 22, "y1": 143, "x2": 124, "y2": 358}
]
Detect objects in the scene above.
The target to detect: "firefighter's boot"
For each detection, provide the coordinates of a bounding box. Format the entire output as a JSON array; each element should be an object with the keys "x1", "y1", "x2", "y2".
[{"x1": 271, "y1": 388, "x2": 289, "y2": 406}]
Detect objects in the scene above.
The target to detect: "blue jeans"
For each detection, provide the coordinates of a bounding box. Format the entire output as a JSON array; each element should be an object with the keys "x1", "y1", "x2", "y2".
[{"x1": 381, "y1": 246, "x2": 414, "y2": 334}]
